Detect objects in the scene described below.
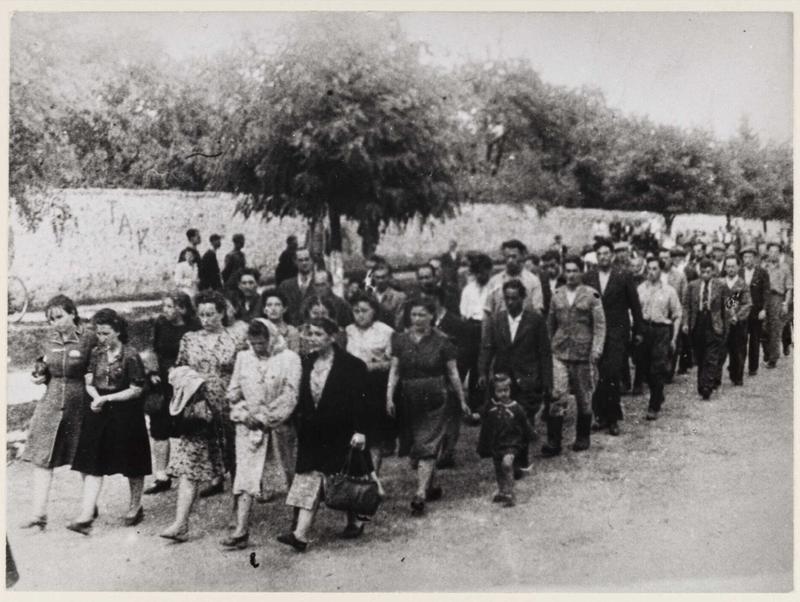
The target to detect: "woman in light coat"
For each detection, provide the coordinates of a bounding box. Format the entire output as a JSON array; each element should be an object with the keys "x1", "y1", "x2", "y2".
[{"x1": 222, "y1": 318, "x2": 301, "y2": 549}]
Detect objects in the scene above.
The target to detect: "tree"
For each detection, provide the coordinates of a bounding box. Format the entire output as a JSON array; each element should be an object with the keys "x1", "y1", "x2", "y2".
[{"x1": 203, "y1": 14, "x2": 459, "y2": 257}]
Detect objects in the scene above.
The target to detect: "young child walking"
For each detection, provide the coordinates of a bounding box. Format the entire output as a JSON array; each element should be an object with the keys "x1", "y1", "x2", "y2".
[{"x1": 477, "y1": 373, "x2": 536, "y2": 507}]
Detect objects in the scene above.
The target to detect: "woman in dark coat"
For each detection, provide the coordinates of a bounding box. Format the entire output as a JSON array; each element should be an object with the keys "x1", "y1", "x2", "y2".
[
  {"x1": 21, "y1": 295, "x2": 98, "y2": 530},
  {"x1": 68, "y1": 309, "x2": 151, "y2": 534},
  {"x1": 277, "y1": 317, "x2": 372, "y2": 552}
]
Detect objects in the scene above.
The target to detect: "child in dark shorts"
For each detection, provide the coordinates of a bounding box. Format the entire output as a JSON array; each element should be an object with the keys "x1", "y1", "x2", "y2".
[{"x1": 477, "y1": 373, "x2": 536, "y2": 507}]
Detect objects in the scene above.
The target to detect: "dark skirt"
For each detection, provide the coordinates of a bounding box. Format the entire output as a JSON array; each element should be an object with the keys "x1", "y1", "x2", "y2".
[
  {"x1": 364, "y1": 369, "x2": 396, "y2": 452},
  {"x1": 71, "y1": 392, "x2": 152, "y2": 478},
  {"x1": 397, "y1": 376, "x2": 448, "y2": 461},
  {"x1": 147, "y1": 381, "x2": 173, "y2": 441}
]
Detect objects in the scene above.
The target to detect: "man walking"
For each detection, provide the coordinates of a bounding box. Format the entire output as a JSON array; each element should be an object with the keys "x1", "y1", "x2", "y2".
[
  {"x1": 540, "y1": 250, "x2": 565, "y2": 316},
  {"x1": 637, "y1": 257, "x2": 682, "y2": 420},
  {"x1": 275, "y1": 235, "x2": 299, "y2": 285},
  {"x1": 542, "y1": 256, "x2": 605, "y2": 456},
  {"x1": 658, "y1": 247, "x2": 688, "y2": 381},
  {"x1": 179, "y1": 228, "x2": 202, "y2": 265},
  {"x1": 740, "y1": 245, "x2": 770, "y2": 376},
  {"x1": 722, "y1": 255, "x2": 752, "y2": 386},
  {"x1": 198, "y1": 233, "x2": 223, "y2": 291},
  {"x1": 684, "y1": 260, "x2": 729, "y2": 400},
  {"x1": 479, "y1": 279, "x2": 552, "y2": 469},
  {"x1": 222, "y1": 233, "x2": 247, "y2": 288},
  {"x1": 583, "y1": 238, "x2": 643, "y2": 436},
  {"x1": 460, "y1": 253, "x2": 494, "y2": 414},
  {"x1": 763, "y1": 241, "x2": 793, "y2": 369},
  {"x1": 277, "y1": 247, "x2": 315, "y2": 325},
  {"x1": 372, "y1": 261, "x2": 407, "y2": 330},
  {"x1": 484, "y1": 239, "x2": 544, "y2": 316}
]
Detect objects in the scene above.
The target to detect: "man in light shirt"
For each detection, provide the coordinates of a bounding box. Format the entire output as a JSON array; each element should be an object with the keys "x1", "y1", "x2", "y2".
[
  {"x1": 484, "y1": 239, "x2": 543, "y2": 317},
  {"x1": 460, "y1": 254, "x2": 494, "y2": 416},
  {"x1": 637, "y1": 257, "x2": 682, "y2": 420}
]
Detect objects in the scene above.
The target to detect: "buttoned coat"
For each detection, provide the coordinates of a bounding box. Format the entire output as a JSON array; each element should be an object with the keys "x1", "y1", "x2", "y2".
[
  {"x1": 547, "y1": 285, "x2": 606, "y2": 363},
  {"x1": 685, "y1": 278, "x2": 729, "y2": 337},
  {"x1": 741, "y1": 266, "x2": 770, "y2": 316}
]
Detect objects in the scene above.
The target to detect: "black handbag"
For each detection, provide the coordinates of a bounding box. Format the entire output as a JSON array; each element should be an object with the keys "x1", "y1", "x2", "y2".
[
  {"x1": 169, "y1": 385, "x2": 214, "y2": 438},
  {"x1": 323, "y1": 449, "x2": 381, "y2": 517}
]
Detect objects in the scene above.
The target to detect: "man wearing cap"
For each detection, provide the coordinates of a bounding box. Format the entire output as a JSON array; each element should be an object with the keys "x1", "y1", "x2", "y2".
[
  {"x1": 637, "y1": 256, "x2": 682, "y2": 420},
  {"x1": 740, "y1": 246, "x2": 770, "y2": 376},
  {"x1": 684, "y1": 259, "x2": 730, "y2": 400},
  {"x1": 199, "y1": 233, "x2": 223, "y2": 291},
  {"x1": 764, "y1": 242, "x2": 793, "y2": 368},
  {"x1": 711, "y1": 242, "x2": 726, "y2": 276},
  {"x1": 721, "y1": 254, "x2": 752, "y2": 386},
  {"x1": 658, "y1": 247, "x2": 688, "y2": 381},
  {"x1": 584, "y1": 238, "x2": 643, "y2": 436}
]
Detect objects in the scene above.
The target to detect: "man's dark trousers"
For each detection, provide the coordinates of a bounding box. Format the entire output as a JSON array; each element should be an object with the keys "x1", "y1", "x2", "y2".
[{"x1": 693, "y1": 310, "x2": 724, "y2": 396}]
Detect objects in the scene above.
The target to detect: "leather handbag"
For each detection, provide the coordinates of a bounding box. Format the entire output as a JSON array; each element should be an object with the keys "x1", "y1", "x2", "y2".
[{"x1": 323, "y1": 449, "x2": 381, "y2": 517}]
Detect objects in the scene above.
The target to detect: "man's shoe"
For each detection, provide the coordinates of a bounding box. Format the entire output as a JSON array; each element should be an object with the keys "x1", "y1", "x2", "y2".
[
  {"x1": 766, "y1": 361, "x2": 777, "y2": 369},
  {"x1": 607, "y1": 422, "x2": 620, "y2": 436},
  {"x1": 591, "y1": 418, "x2": 608, "y2": 432},
  {"x1": 541, "y1": 415, "x2": 563, "y2": 457},
  {"x1": 645, "y1": 409, "x2": 658, "y2": 421},
  {"x1": 435, "y1": 457, "x2": 455, "y2": 470},
  {"x1": 748, "y1": 370, "x2": 758, "y2": 377},
  {"x1": 571, "y1": 413, "x2": 592, "y2": 452},
  {"x1": 492, "y1": 493, "x2": 505, "y2": 503},
  {"x1": 700, "y1": 389, "x2": 711, "y2": 400},
  {"x1": 199, "y1": 481, "x2": 224, "y2": 498},
  {"x1": 502, "y1": 495, "x2": 516, "y2": 508},
  {"x1": 277, "y1": 532, "x2": 307, "y2": 552},
  {"x1": 425, "y1": 486, "x2": 443, "y2": 502},
  {"x1": 144, "y1": 479, "x2": 172, "y2": 495},
  {"x1": 732, "y1": 380, "x2": 743, "y2": 386},
  {"x1": 340, "y1": 523, "x2": 365, "y2": 540},
  {"x1": 410, "y1": 496, "x2": 425, "y2": 516}
]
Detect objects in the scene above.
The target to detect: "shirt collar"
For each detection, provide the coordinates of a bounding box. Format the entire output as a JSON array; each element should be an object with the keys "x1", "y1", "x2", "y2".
[{"x1": 50, "y1": 326, "x2": 82, "y2": 345}]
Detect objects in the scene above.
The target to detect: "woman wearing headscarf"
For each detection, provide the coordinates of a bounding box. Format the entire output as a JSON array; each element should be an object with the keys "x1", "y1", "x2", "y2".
[{"x1": 221, "y1": 318, "x2": 301, "y2": 549}]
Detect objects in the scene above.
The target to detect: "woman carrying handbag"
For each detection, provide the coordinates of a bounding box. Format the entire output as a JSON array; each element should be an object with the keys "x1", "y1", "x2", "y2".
[{"x1": 277, "y1": 317, "x2": 375, "y2": 552}]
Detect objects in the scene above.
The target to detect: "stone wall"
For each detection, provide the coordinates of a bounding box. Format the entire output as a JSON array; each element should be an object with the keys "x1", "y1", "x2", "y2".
[{"x1": 8, "y1": 188, "x2": 783, "y2": 308}]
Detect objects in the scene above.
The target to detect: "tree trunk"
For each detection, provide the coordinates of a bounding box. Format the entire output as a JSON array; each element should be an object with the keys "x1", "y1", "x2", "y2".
[
  {"x1": 357, "y1": 217, "x2": 380, "y2": 258},
  {"x1": 328, "y1": 204, "x2": 343, "y2": 253},
  {"x1": 762, "y1": 218, "x2": 768, "y2": 234},
  {"x1": 663, "y1": 213, "x2": 675, "y2": 235}
]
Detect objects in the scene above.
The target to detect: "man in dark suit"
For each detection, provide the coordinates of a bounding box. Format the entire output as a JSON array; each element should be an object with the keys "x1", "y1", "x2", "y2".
[
  {"x1": 583, "y1": 238, "x2": 643, "y2": 436},
  {"x1": 722, "y1": 255, "x2": 752, "y2": 386},
  {"x1": 740, "y1": 246, "x2": 770, "y2": 376},
  {"x1": 479, "y1": 279, "x2": 552, "y2": 470},
  {"x1": 277, "y1": 247, "x2": 315, "y2": 325},
  {"x1": 221, "y1": 233, "x2": 247, "y2": 288},
  {"x1": 299, "y1": 270, "x2": 354, "y2": 329},
  {"x1": 684, "y1": 259, "x2": 729, "y2": 400},
  {"x1": 275, "y1": 235, "x2": 299, "y2": 286},
  {"x1": 198, "y1": 233, "x2": 223, "y2": 291},
  {"x1": 439, "y1": 240, "x2": 462, "y2": 295},
  {"x1": 540, "y1": 250, "x2": 566, "y2": 316},
  {"x1": 371, "y1": 262, "x2": 407, "y2": 330}
]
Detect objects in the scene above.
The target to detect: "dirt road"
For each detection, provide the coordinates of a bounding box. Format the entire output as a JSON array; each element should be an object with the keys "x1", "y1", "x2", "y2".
[{"x1": 6, "y1": 356, "x2": 793, "y2": 592}]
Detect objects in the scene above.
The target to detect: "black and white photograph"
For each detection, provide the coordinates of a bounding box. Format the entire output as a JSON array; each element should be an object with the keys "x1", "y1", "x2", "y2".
[{"x1": 5, "y1": 5, "x2": 794, "y2": 592}]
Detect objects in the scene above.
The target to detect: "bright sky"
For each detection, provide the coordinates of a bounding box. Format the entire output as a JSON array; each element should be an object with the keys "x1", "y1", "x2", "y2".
[{"x1": 19, "y1": 11, "x2": 794, "y2": 142}]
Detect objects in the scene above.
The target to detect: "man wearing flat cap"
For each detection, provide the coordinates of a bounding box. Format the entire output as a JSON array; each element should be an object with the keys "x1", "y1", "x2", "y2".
[{"x1": 711, "y1": 242, "x2": 726, "y2": 277}]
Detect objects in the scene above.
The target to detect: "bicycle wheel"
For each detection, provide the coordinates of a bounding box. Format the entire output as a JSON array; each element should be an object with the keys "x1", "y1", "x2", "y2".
[{"x1": 7, "y1": 276, "x2": 28, "y2": 323}]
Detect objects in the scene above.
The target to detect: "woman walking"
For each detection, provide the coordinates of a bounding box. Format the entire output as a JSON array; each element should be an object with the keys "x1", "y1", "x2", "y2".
[
  {"x1": 386, "y1": 298, "x2": 469, "y2": 516},
  {"x1": 222, "y1": 319, "x2": 301, "y2": 549},
  {"x1": 144, "y1": 292, "x2": 200, "y2": 495},
  {"x1": 68, "y1": 309, "x2": 151, "y2": 534},
  {"x1": 160, "y1": 291, "x2": 246, "y2": 542},
  {"x1": 277, "y1": 317, "x2": 371, "y2": 552},
  {"x1": 174, "y1": 249, "x2": 200, "y2": 297},
  {"x1": 21, "y1": 296, "x2": 98, "y2": 530},
  {"x1": 345, "y1": 292, "x2": 395, "y2": 475}
]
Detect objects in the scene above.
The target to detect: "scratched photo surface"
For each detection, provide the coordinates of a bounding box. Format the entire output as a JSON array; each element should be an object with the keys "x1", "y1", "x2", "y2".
[{"x1": 6, "y1": 11, "x2": 793, "y2": 592}]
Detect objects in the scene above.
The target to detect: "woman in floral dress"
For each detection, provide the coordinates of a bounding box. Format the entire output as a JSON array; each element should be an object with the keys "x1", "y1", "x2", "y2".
[{"x1": 159, "y1": 291, "x2": 246, "y2": 542}]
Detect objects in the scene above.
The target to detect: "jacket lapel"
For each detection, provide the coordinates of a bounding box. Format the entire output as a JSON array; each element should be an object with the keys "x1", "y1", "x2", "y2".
[
  {"x1": 512, "y1": 312, "x2": 532, "y2": 345},
  {"x1": 499, "y1": 312, "x2": 512, "y2": 345}
]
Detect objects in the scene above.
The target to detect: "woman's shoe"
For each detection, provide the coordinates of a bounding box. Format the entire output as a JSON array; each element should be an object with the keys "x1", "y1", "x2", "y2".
[
  {"x1": 410, "y1": 495, "x2": 425, "y2": 516},
  {"x1": 425, "y1": 486, "x2": 443, "y2": 502},
  {"x1": 340, "y1": 523, "x2": 365, "y2": 539},
  {"x1": 123, "y1": 507, "x2": 144, "y2": 527},
  {"x1": 66, "y1": 519, "x2": 93, "y2": 536},
  {"x1": 276, "y1": 532, "x2": 307, "y2": 552},
  {"x1": 144, "y1": 479, "x2": 172, "y2": 495},
  {"x1": 159, "y1": 526, "x2": 189, "y2": 543},
  {"x1": 20, "y1": 516, "x2": 47, "y2": 530},
  {"x1": 220, "y1": 532, "x2": 249, "y2": 549},
  {"x1": 199, "y1": 481, "x2": 224, "y2": 498}
]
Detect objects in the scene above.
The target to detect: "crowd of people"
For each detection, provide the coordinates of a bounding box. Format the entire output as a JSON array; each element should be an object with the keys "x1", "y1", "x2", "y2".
[{"x1": 18, "y1": 222, "x2": 793, "y2": 553}]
